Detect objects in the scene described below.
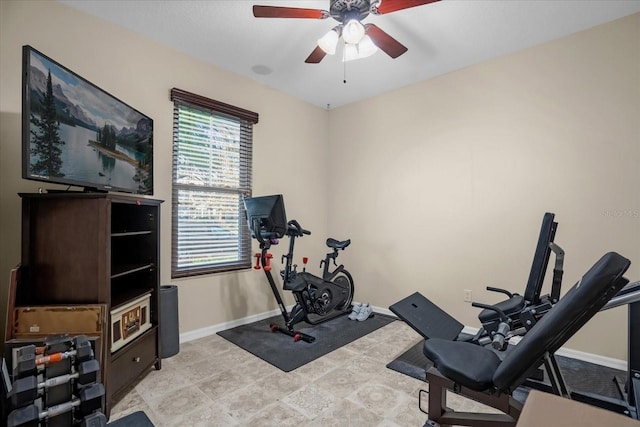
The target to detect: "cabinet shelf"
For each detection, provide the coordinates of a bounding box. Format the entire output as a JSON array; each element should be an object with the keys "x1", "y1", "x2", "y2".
[
  {"x1": 19, "y1": 192, "x2": 163, "y2": 419},
  {"x1": 112, "y1": 230, "x2": 152, "y2": 237},
  {"x1": 111, "y1": 288, "x2": 154, "y2": 310},
  {"x1": 111, "y1": 263, "x2": 155, "y2": 279}
]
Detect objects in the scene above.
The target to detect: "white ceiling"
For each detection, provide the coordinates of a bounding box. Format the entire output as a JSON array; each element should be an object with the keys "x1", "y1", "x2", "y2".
[{"x1": 59, "y1": 0, "x2": 640, "y2": 109}]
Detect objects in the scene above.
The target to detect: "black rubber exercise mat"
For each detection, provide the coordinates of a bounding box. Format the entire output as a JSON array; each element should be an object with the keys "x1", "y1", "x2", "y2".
[
  {"x1": 108, "y1": 411, "x2": 154, "y2": 426},
  {"x1": 386, "y1": 340, "x2": 434, "y2": 381},
  {"x1": 217, "y1": 313, "x2": 395, "y2": 372}
]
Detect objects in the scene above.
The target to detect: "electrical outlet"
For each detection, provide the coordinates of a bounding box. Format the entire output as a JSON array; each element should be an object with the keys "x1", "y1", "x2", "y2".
[{"x1": 464, "y1": 289, "x2": 472, "y2": 303}]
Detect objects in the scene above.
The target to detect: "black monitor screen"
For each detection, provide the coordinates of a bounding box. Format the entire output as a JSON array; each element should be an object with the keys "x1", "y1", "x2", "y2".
[{"x1": 244, "y1": 194, "x2": 287, "y2": 239}]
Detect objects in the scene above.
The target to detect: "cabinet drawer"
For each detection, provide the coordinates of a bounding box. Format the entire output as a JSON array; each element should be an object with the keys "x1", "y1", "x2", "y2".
[{"x1": 110, "y1": 328, "x2": 157, "y2": 394}]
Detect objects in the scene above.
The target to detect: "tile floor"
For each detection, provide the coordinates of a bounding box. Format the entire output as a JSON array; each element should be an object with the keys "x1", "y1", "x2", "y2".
[{"x1": 109, "y1": 320, "x2": 495, "y2": 426}]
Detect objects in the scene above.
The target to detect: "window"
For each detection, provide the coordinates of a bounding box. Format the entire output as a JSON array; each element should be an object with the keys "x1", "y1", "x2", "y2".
[{"x1": 170, "y1": 88, "x2": 258, "y2": 278}]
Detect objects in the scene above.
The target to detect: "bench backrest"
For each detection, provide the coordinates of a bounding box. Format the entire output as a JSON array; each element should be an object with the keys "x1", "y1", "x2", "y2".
[
  {"x1": 493, "y1": 251, "x2": 630, "y2": 391},
  {"x1": 523, "y1": 212, "x2": 557, "y2": 304}
]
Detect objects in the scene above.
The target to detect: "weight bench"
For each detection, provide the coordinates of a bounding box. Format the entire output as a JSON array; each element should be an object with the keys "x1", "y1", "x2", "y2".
[{"x1": 421, "y1": 251, "x2": 631, "y2": 426}]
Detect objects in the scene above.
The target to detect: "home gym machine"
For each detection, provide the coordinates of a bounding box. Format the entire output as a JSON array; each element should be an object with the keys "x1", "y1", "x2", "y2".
[
  {"x1": 418, "y1": 252, "x2": 632, "y2": 426},
  {"x1": 393, "y1": 255, "x2": 639, "y2": 418},
  {"x1": 244, "y1": 194, "x2": 355, "y2": 343},
  {"x1": 390, "y1": 212, "x2": 565, "y2": 350}
]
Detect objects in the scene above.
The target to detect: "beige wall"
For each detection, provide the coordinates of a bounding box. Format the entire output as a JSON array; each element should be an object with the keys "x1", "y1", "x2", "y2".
[
  {"x1": 328, "y1": 13, "x2": 640, "y2": 360},
  {"x1": 1, "y1": 1, "x2": 638, "y2": 361},
  {"x1": 0, "y1": 0, "x2": 330, "y2": 343}
]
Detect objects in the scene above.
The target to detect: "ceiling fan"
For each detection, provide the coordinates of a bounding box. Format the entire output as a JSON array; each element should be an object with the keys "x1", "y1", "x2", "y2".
[{"x1": 253, "y1": 0, "x2": 441, "y2": 63}]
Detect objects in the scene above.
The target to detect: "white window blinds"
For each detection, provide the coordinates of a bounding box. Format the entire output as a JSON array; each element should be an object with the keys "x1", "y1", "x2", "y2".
[{"x1": 170, "y1": 88, "x2": 258, "y2": 277}]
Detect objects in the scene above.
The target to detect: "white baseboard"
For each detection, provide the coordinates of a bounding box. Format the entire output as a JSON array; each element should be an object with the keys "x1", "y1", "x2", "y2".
[
  {"x1": 180, "y1": 307, "x2": 284, "y2": 343},
  {"x1": 181, "y1": 301, "x2": 383, "y2": 342},
  {"x1": 554, "y1": 347, "x2": 627, "y2": 371},
  {"x1": 370, "y1": 304, "x2": 395, "y2": 318},
  {"x1": 179, "y1": 304, "x2": 628, "y2": 372}
]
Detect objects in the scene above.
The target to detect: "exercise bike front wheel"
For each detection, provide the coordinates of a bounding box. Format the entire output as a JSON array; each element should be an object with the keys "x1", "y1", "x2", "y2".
[{"x1": 333, "y1": 269, "x2": 355, "y2": 311}]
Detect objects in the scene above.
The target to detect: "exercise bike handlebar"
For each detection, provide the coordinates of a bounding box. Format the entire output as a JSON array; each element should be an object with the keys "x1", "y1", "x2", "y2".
[{"x1": 287, "y1": 219, "x2": 311, "y2": 237}]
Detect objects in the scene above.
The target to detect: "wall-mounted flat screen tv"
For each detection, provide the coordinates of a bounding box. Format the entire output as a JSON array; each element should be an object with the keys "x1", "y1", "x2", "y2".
[{"x1": 22, "y1": 45, "x2": 153, "y2": 195}]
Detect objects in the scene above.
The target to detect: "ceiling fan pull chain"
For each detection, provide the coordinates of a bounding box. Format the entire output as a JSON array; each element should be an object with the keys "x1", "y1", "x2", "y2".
[{"x1": 343, "y1": 57, "x2": 347, "y2": 84}]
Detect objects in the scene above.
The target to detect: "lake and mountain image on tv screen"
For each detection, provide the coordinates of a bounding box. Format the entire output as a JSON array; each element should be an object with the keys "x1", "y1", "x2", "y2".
[{"x1": 26, "y1": 48, "x2": 153, "y2": 194}]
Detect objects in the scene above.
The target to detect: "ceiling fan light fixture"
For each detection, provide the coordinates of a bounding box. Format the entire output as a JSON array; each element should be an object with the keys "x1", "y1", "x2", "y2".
[
  {"x1": 318, "y1": 27, "x2": 340, "y2": 54},
  {"x1": 357, "y1": 35, "x2": 378, "y2": 57},
  {"x1": 342, "y1": 19, "x2": 365, "y2": 44},
  {"x1": 342, "y1": 43, "x2": 359, "y2": 62},
  {"x1": 343, "y1": 35, "x2": 378, "y2": 62}
]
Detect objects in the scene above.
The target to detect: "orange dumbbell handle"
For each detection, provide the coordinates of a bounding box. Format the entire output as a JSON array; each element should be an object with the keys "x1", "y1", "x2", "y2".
[
  {"x1": 35, "y1": 349, "x2": 78, "y2": 366},
  {"x1": 254, "y1": 253, "x2": 261, "y2": 270},
  {"x1": 36, "y1": 352, "x2": 64, "y2": 365}
]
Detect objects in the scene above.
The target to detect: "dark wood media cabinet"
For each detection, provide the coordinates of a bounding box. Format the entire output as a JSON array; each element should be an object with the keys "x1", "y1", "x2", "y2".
[{"x1": 18, "y1": 192, "x2": 163, "y2": 417}]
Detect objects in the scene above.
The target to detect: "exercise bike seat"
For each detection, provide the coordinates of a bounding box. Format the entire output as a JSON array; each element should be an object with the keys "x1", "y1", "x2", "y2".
[
  {"x1": 477, "y1": 294, "x2": 525, "y2": 323},
  {"x1": 326, "y1": 238, "x2": 350, "y2": 250}
]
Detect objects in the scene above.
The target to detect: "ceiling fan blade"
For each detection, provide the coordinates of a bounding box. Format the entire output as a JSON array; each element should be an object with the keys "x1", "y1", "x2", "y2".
[
  {"x1": 305, "y1": 46, "x2": 327, "y2": 64},
  {"x1": 374, "y1": 0, "x2": 441, "y2": 15},
  {"x1": 253, "y1": 5, "x2": 329, "y2": 19},
  {"x1": 365, "y1": 24, "x2": 408, "y2": 59}
]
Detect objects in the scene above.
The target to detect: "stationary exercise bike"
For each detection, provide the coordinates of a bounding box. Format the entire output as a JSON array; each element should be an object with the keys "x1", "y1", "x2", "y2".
[{"x1": 244, "y1": 195, "x2": 355, "y2": 343}]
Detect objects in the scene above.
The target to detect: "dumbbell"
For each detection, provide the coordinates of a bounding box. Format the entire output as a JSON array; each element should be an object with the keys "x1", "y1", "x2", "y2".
[
  {"x1": 79, "y1": 412, "x2": 107, "y2": 427},
  {"x1": 11, "y1": 335, "x2": 73, "y2": 363},
  {"x1": 9, "y1": 359, "x2": 100, "y2": 407},
  {"x1": 7, "y1": 382, "x2": 105, "y2": 427},
  {"x1": 42, "y1": 334, "x2": 74, "y2": 354},
  {"x1": 14, "y1": 336, "x2": 94, "y2": 379}
]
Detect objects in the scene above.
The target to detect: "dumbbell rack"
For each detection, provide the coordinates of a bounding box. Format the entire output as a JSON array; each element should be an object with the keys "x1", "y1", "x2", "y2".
[{"x1": 2, "y1": 335, "x2": 107, "y2": 427}]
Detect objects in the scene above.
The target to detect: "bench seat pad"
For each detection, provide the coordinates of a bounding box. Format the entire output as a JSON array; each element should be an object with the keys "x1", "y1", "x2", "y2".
[{"x1": 424, "y1": 338, "x2": 500, "y2": 391}]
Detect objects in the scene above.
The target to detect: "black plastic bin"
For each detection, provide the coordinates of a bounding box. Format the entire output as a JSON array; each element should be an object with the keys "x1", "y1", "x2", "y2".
[{"x1": 160, "y1": 285, "x2": 180, "y2": 358}]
